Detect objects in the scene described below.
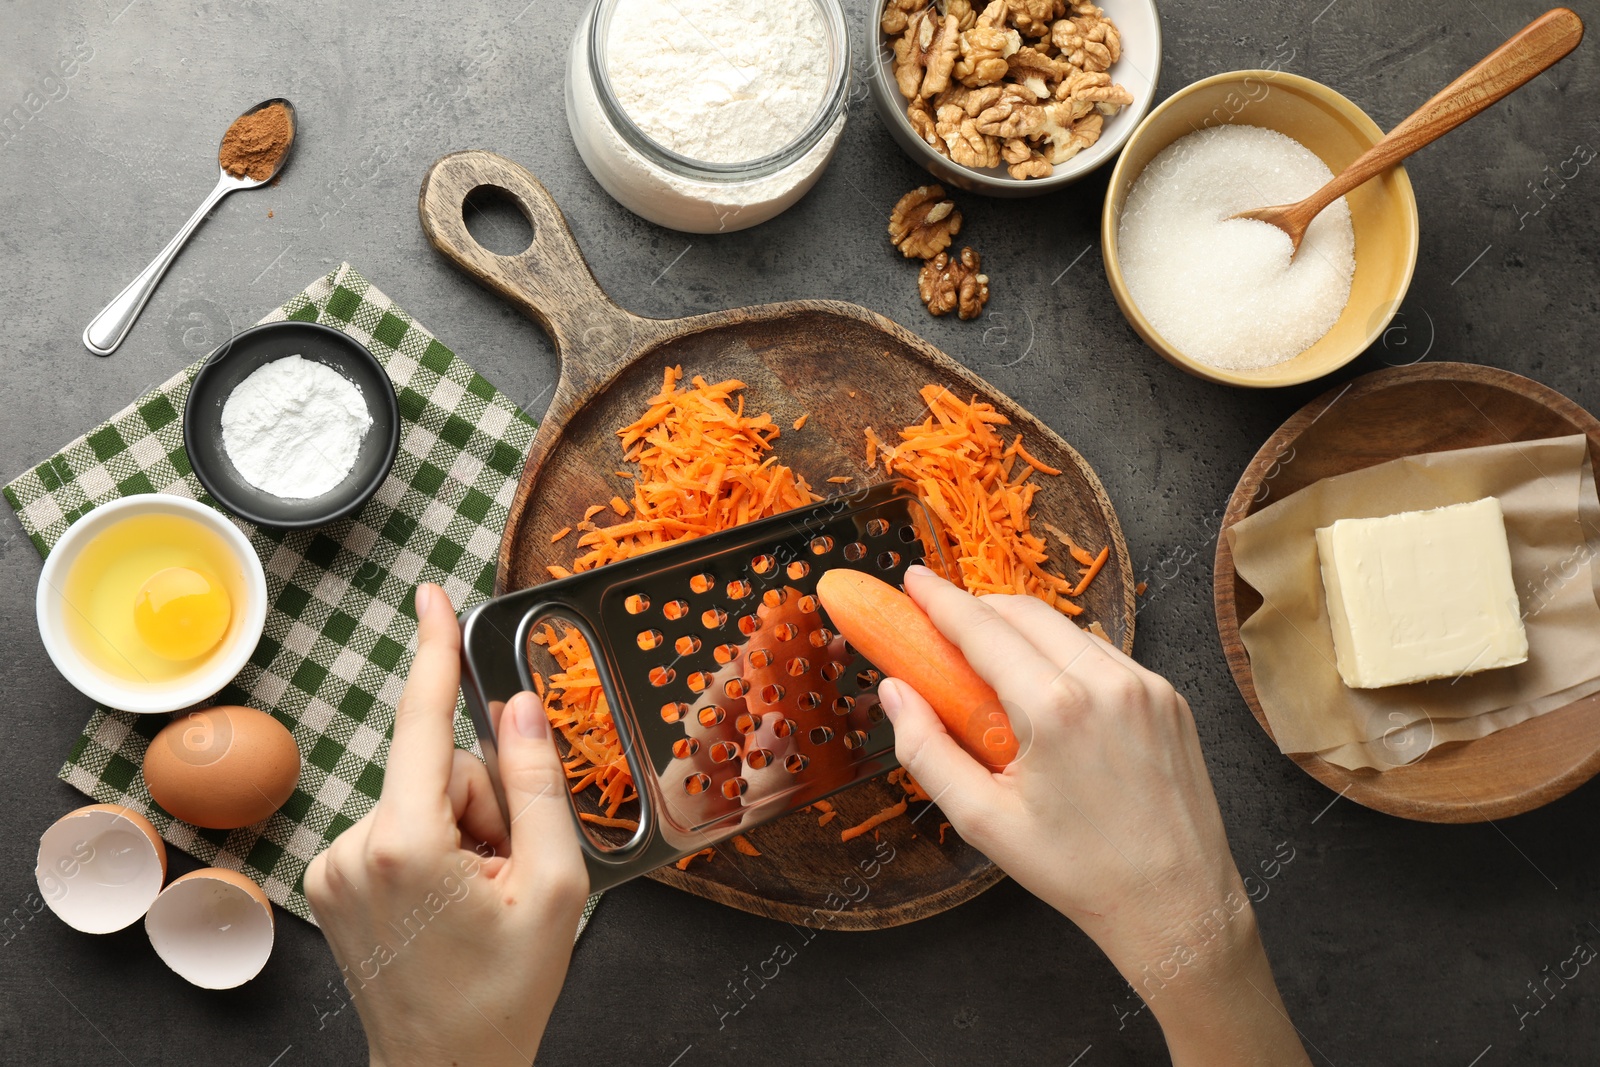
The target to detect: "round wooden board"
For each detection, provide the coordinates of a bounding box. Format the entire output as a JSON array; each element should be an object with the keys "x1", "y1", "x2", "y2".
[
  {"x1": 421, "y1": 152, "x2": 1136, "y2": 927},
  {"x1": 1213, "y1": 362, "x2": 1600, "y2": 822}
]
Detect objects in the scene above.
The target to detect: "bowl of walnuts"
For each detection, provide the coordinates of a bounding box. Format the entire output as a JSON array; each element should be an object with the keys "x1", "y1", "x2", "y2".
[{"x1": 870, "y1": 0, "x2": 1162, "y2": 196}]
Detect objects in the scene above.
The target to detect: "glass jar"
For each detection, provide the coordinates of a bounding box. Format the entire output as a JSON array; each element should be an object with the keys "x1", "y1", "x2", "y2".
[{"x1": 565, "y1": 0, "x2": 851, "y2": 234}]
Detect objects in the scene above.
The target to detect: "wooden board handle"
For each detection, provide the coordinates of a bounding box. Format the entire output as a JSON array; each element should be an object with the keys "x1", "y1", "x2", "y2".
[{"x1": 418, "y1": 151, "x2": 645, "y2": 417}]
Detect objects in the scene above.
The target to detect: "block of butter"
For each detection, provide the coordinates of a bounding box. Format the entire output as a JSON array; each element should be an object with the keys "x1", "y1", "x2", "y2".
[{"x1": 1316, "y1": 497, "x2": 1529, "y2": 689}]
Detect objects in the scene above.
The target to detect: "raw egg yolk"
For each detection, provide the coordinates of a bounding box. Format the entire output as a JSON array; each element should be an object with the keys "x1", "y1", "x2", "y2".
[{"x1": 133, "y1": 567, "x2": 232, "y2": 661}]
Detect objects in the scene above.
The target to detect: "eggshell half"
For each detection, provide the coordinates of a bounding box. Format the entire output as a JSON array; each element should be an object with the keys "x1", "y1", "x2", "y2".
[
  {"x1": 145, "y1": 868, "x2": 274, "y2": 988},
  {"x1": 143, "y1": 705, "x2": 301, "y2": 829},
  {"x1": 35, "y1": 804, "x2": 167, "y2": 934}
]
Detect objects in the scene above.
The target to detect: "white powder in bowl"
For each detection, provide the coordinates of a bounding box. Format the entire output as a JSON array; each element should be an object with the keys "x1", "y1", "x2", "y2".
[
  {"x1": 220, "y1": 355, "x2": 373, "y2": 499},
  {"x1": 604, "y1": 0, "x2": 831, "y2": 164},
  {"x1": 1117, "y1": 125, "x2": 1356, "y2": 371}
]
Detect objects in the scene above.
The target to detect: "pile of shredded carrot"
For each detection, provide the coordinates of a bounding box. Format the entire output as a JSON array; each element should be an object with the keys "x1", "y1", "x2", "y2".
[
  {"x1": 538, "y1": 368, "x2": 822, "y2": 824},
  {"x1": 866, "y1": 385, "x2": 1107, "y2": 616}
]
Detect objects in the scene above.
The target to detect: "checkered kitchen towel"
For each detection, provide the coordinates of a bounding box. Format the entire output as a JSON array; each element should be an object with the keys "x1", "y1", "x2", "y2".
[{"x1": 6, "y1": 264, "x2": 599, "y2": 933}]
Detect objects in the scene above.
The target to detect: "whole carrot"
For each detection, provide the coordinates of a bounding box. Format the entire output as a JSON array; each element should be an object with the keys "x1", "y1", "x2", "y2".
[{"x1": 816, "y1": 569, "x2": 1017, "y2": 770}]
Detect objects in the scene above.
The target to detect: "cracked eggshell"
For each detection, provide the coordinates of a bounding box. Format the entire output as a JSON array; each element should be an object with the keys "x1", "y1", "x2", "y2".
[
  {"x1": 35, "y1": 804, "x2": 167, "y2": 934},
  {"x1": 146, "y1": 868, "x2": 274, "y2": 989},
  {"x1": 142, "y1": 705, "x2": 301, "y2": 829}
]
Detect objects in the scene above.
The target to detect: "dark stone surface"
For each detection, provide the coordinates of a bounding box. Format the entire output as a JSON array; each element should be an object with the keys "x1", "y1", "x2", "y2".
[{"x1": 2, "y1": 1, "x2": 1597, "y2": 1064}]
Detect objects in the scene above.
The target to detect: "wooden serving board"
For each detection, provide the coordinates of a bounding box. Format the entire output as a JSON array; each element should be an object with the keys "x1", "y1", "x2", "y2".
[
  {"x1": 419, "y1": 151, "x2": 1135, "y2": 928},
  {"x1": 1214, "y1": 362, "x2": 1600, "y2": 823}
]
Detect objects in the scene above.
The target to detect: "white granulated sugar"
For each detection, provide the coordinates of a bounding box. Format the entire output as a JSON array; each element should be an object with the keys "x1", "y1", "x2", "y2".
[
  {"x1": 221, "y1": 355, "x2": 373, "y2": 499},
  {"x1": 1117, "y1": 125, "x2": 1356, "y2": 371},
  {"x1": 605, "y1": 0, "x2": 830, "y2": 164}
]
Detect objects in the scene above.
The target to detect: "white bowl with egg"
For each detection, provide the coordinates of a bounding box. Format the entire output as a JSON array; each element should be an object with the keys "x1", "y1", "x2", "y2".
[
  {"x1": 1102, "y1": 70, "x2": 1420, "y2": 387},
  {"x1": 36, "y1": 494, "x2": 268, "y2": 714}
]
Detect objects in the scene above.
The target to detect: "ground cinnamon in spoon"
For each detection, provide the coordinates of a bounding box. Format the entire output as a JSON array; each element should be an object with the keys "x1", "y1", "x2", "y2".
[{"x1": 220, "y1": 102, "x2": 292, "y2": 180}]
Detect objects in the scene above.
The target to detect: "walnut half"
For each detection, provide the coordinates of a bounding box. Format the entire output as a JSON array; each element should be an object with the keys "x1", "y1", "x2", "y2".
[
  {"x1": 918, "y1": 247, "x2": 990, "y2": 319},
  {"x1": 888, "y1": 185, "x2": 963, "y2": 260}
]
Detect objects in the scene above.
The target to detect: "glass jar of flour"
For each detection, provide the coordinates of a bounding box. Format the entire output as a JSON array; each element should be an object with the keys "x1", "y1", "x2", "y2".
[{"x1": 565, "y1": 0, "x2": 850, "y2": 234}]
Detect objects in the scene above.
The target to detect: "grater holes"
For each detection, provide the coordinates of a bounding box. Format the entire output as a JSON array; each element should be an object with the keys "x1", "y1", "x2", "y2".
[
  {"x1": 857, "y1": 668, "x2": 882, "y2": 688},
  {"x1": 809, "y1": 726, "x2": 834, "y2": 745},
  {"x1": 746, "y1": 746, "x2": 774, "y2": 769},
  {"x1": 820, "y1": 661, "x2": 845, "y2": 682},
  {"x1": 772, "y1": 717, "x2": 794, "y2": 739},
  {"x1": 726, "y1": 579, "x2": 752, "y2": 599},
  {"x1": 809, "y1": 535, "x2": 834, "y2": 555},
  {"x1": 760, "y1": 683, "x2": 785, "y2": 705},
  {"x1": 867, "y1": 702, "x2": 886, "y2": 724},
  {"x1": 785, "y1": 656, "x2": 810, "y2": 676},
  {"x1": 843, "y1": 541, "x2": 867, "y2": 561},
  {"x1": 751, "y1": 553, "x2": 777, "y2": 576},
  {"x1": 649, "y1": 665, "x2": 676, "y2": 687},
  {"x1": 724, "y1": 678, "x2": 750, "y2": 699},
  {"x1": 877, "y1": 550, "x2": 902, "y2": 571},
  {"x1": 797, "y1": 594, "x2": 819, "y2": 614},
  {"x1": 808, "y1": 627, "x2": 833, "y2": 648},
  {"x1": 685, "y1": 771, "x2": 711, "y2": 795},
  {"x1": 673, "y1": 737, "x2": 700, "y2": 759},
  {"x1": 898, "y1": 524, "x2": 919, "y2": 543},
  {"x1": 796, "y1": 691, "x2": 822, "y2": 711},
  {"x1": 689, "y1": 572, "x2": 716, "y2": 594},
  {"x1": 749, "y1": 648, "x2": 774, "y2": 669},
  {"x1": 687, "y1": 671, "x2": 713, "y2": 693},
  {"x1": 701, "y1": 607, "x2": 728, "y2": 629},
  {"x1": 832, "y1": 695, "x2": 855, "y2": 716},
  {"x1": 698, "y1": 706, "x2": 725, "y2": 727},
  {"x1": 709, "y1": 740, "x2": 739, "y2": 763},
  {"x1": 867, "y1": 518, "x2": 891, "y2": 537},
  {"x1": 637, "y1": 628, "x2": 664, "y2": 651},
  {"x1": 660, "y1": 701, "x2": 688, "y2": 724},
  {"x1": 674, "y1": 634, "x2": 702, "y2": 656},
  {"x1": 842, "y1": 729, "x2": 870, "y2": 750},
  {"x1": 663, "y1": 599, "x2": 689, "y2": 621},
  {"x1": 786, "y1": 560, "x2": 810, "y2": 580},
  {"x1": 720, "y1": 776, "x2": 748, "y2": 800},
  {"x1": 736, "y1": 712, "x2": 761, "y2": 735},
  {"x1": 624, "y1": 593, "x2": 650, "y2": 614},
  {"x1": 785, "y1": 753, "x2": 809, "y2": 774},
  {"x1": 762, "y1": 587, "x2": 789, "y2": 609},
  {"x1": 773, "y1": 622, "x2": 799, "y2": 642},
  {"x1": 713, "y1": 642, "x2": 739, "y2": 665},
  {"x1": 737, "y1": 613, "x2": 760, "y2": 636}
]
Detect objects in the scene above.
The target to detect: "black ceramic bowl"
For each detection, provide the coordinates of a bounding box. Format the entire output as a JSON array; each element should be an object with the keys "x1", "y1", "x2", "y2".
[{"x1": 184, "y1": 321, "x2": 400, "y2": 529}]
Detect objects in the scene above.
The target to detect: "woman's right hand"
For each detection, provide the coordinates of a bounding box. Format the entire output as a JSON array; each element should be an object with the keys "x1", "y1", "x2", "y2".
[{"x1": 877, "y1": 566, "x2": 1309, "y2": 1067}]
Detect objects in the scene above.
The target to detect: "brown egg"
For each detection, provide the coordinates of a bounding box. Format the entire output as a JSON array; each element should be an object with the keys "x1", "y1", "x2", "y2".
[{"x1": 142, "y1": 706, "x2": 300, "y2": 829}]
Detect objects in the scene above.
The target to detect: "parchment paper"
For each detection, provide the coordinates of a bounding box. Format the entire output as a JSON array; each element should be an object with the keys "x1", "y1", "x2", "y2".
[{"x1": 1227, "y1": 434, "x2": 1600, "y2": 771}]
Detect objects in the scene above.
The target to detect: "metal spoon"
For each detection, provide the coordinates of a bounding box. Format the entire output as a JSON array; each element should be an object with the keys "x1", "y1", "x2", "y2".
[
  {"x1": 1232, "y1": 8, "x2": 1582, "y2": 257},
  {"x1": 82, "y1": 98, "x2": 297, "y2": 357}
]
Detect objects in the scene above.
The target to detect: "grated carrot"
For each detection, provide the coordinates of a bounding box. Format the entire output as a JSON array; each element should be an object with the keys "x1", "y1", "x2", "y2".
[
  {"x1": 550, "y1": 526, "x2": 572, "y2": 543},
  {"x1": 841, "y1": 799, "x2": 908, "y2": 842},
  {"x1": 792, "y1": 414, "x2": 808, "y2": 430},
  {"x1": 827, "y1": 475, "x2": 853, "y2": 484},
  {"x1": 675, "y1": 847, "x2": 715, "y2": 871},
  {"x1": 938, "y1": 821, "x2": 951, "y2": 844},
  {"x1": 579, "y1": 813, "x2": 640, "y2": 830},
  {"x1": 732, "y1": 834, "x2": 762, "y2": 857},
  {"x1": 1071, "y1": 546, "x2": 1110, "y2": 597},
  {"x1": 1135, "y1": 581, "x2": 1148, "y2": 596},
  {"x1": 536, "y1": 367, "x2": 823, "y2": 823},
  {"x1": 874, "y1": 385, "x2": 1103, "y2": 617}
]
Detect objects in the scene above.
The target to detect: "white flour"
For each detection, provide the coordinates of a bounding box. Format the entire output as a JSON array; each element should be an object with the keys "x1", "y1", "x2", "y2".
[
  {"x1": 605, "y1": 0, "x2": 831, "y2": 164},
  {"x1": 221, "y1": 355, "x2": 373, "y2": 499}
]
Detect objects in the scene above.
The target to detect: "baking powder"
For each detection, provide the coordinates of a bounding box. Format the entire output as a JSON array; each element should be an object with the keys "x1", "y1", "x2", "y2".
[{"x1": 220, "y1": 355, "x2": 373, "y2": 499}]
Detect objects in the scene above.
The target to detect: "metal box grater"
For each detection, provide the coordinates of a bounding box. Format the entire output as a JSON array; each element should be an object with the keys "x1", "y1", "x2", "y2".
[{"x1": 459, "y1": 483, "x2": 948, "y2": 892}]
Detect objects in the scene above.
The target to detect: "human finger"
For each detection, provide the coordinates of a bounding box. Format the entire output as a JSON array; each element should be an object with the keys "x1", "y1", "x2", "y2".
[
  {"x1": 380, "y1": 584, "x2": 462, "y2": 817},
  {"x1": 901, "y1": 566, "x2": 1064, "y2": 707},
  {"x1": 448, "y1": 749, "x2": 510, "y2": 857},
  {"x1": 878, "y1": 678, "x2": 1002, "y2": 820},
  {"x1": 496, "y1": 692, "x2": 589, "y2": 902}
]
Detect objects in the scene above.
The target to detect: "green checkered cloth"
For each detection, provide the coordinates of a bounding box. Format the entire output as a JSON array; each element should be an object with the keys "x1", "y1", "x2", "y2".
[{"x1": 6, "y1": 264, "x2": 599, "y2": 934}]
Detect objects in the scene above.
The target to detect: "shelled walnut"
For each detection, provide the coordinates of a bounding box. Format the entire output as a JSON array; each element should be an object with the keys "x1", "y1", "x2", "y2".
[
  {"x1": 918, "y1": 247, "x2": 990, "y2": 319},
  {"x1": 882, "y1": 0, "x2": 1134, "y2": 180},
  {"x1": 888, "y1": 185, "x2": 962, "y2": 259}
]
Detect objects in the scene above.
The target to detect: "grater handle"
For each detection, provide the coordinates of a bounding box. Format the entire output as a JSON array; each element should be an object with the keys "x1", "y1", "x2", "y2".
[{"x1": 418, "y1": 151, "x2": 655, "y2": 430}]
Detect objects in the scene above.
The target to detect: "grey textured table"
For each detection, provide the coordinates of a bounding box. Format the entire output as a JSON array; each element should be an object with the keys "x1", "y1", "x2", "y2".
[{"x1": 3, "y1": 1, "x2": 1596, "y2": 1064}]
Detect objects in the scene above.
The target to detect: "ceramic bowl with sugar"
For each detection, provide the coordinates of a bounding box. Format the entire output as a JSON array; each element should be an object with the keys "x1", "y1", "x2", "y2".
[{"x1": 1101, "y1": 70, "x2": 1420, "y2": 387}]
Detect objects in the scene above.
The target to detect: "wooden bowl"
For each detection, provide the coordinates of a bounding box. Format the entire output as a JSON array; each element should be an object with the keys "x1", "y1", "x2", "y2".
[
  {"x1": 1214, "y1": 362, "x2": 1600, "y2": 822},
  {"x1": 1102, "y1": 70, "x2": 1420, "y2": 388}
]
